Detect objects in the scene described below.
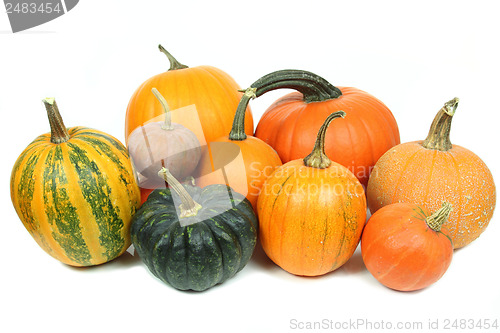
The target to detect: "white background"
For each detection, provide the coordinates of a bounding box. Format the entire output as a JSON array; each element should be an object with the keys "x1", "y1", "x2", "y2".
[{"x1": 1, "y1": 1, "x2": 499, "y2": 332}]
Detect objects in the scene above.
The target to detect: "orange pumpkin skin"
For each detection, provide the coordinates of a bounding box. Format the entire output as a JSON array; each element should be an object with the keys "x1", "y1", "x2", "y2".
[
  {"x1": 257, "y1": 159, "x2": 366, "y2": 276},
  {"x1": 255, "y1": 87, "x2": 400, "y2": 187},
  {"x1": 361, "y1": 203, "x2": 453, "y2": 291},
  {"x1": 125, "y1": 47, "x2": 253, "y2": 145},
  {"x1": 196, "y1": 136, "x2": 282, "y2": 211},
  {"x1": 367, "y1": 98, "x2": 496, "y2": 249}
]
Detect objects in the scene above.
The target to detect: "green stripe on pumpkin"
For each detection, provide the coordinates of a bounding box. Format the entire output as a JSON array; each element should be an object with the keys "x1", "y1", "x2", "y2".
[
  {"x1": 44, "y1": 145, "x2": 92, "y2": 265},
  {"x1": 67, "y1": 142, "x2": 126, "y2": 261}
]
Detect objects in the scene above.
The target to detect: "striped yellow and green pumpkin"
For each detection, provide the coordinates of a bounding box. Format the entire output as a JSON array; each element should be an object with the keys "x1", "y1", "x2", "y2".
[{"x1": 10, "y1": 98, "x2": 141, "y2": 267}]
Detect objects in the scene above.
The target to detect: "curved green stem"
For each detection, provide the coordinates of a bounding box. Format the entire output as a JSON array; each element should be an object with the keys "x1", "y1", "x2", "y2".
[
  {"x1": 228, "y1": 88, "x2": 256, "y2": 141},
  {"x1": 152, "y1": 88, "x2": 174, "y2": 130},
  {"x1": 43, "y1": 98, "x2": 70, "y2": 144},
  {"x1": 158, "y1": 44, "x2": 189, "y2": 71},
  {"x1": 422, "y1": 98, "x2": 459, "y2": 151},
  {"x1": 426, "y1": 202, "x2": 453, "y2": 232},
  {"x1": 250, "y1": 69, "x2": 342, "y2": 103},
  {"x1": 158, "y1": 168, "x2": 202, "y2": 218},
  {"x1": 303, "y1": 111, "x2": 346, "y2": 169}
]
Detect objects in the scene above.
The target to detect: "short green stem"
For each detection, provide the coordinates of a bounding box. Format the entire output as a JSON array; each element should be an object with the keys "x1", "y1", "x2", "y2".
[
  {"x1": 426, "y1": 202, "x2": 453, "y2": 232},
  {"x1": 43, "y1": 98, "x2": 70, "y2": 144},
  {"x1": 303, "y1": 111, "x2": 346, "y2": 169},
  {"x1": 152, "y1": 88, "x2": 174, "y2": 130},
  {"x1": 158, "y1": 167, "x2": 202, "y2": 218},
  {"x1": 158, "y1": 44, "x2": 189, "y2": 71}
]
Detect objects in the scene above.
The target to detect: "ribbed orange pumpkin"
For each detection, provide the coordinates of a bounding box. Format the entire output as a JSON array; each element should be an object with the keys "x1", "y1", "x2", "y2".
[
  {"x1": 196, "y1": 88, "x2": 282, "y2": 210},
  {"x1": 361, "y1": 202, "x2": 454, "y2": 291},
  {"x1": 367, "y1": 98, "x2": 496, "y2": 249},
  {"x1": 125, "y1": 45, "x2": 253, "y2": 145},
  {"x1": 253, "y1": 70, "x2": 400, "y2": 187},
  {"x1": 257, "y1": 111, "x2": 366, "y2": 276}
]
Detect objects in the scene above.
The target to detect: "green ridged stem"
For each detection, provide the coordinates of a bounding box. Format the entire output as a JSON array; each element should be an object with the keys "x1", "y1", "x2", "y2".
[
  {"x1": 158, "y1": 167, "x2": 202, "y2": 218},
  {"x1": 426, "y1": 202, "x2": 453, "y2": 232},
  {"x1": 303, "y1": 111, "x2": 346, "y2": 169},
  {"x1": 151, "y1": 88, "x2": 174, "y2": 130},
  {"x1": 422, "y1": 98, "x2": 459, "y2": 151},
  {"x1": 158, "y1": 44, "x2": 189, "y2": 71}
]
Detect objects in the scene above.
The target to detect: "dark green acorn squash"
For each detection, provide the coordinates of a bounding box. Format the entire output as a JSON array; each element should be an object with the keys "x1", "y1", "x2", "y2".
[{"x1": 131, "y1": 168, "x2": 258, "y2": 291}]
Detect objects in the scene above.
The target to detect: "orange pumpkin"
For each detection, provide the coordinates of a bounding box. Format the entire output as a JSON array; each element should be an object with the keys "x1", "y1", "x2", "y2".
[
  {"x1": 253, "y1": 69, "x2": 400, "y2": 187},
  {"x1": 257, "y1": 111, "x2": 366, "y2": 276},
  {"x1": 125, "y1": 45, "x2": 253, "y2": 145},
  {"x1": 367, "y1": 98, "x2": 496, "y2": 249},
  {"x1": 196, "y1": 88, "x2": 282, "y2": 210},
  {"x1": 361, "y1": 202, "x2": 454, "y2": 291}
]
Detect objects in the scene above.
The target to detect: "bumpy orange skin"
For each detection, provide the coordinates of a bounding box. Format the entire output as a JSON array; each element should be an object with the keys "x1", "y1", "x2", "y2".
[
  {"x1": 125, "y1": 66, "x2": 253, "y2": 145},
  {"x1": 196, "y1": 136, "x2": 282, "y2": 211},
  {"x1": 367, "y1": 141, "x2": 496, "y2": 249},
  {"x1": 257, "y1": 160, "x2": 366, "y2": 276},
  {"x1": 255, "y1": 87, "x2": 400, "y2": 187},
  {"x1": 361, "y1": 203, "x2": 453, "y2": 291}
]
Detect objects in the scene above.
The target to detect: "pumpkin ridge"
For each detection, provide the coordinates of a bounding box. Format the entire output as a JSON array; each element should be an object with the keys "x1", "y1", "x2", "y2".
[
  {"x1": 354, "y1": 105, "x2": 378, "y2": 174},
  {"x1": 405, "y1": 233, "x2": 439, "y2": 290},
  {"x1": 66, "y1": 142, "x2": 127, "y2": 262},
  {"x1": 278, "y1": 180, "x2": 297, "y2": 269},
  {"x1": 45, "y1": 145, "x2": 93, "y2": 265},
  {"x1": 390, "y1": 148, "x2": 424, "y2": 204},
  {"x1": 421, "y1": 149, "x2": 438, "y2": 207}
]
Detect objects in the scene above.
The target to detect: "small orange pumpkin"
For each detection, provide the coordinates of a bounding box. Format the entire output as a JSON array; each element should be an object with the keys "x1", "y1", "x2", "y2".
[
  {"x1": 361, "y1": 202, "x2": 454, "y2": 291},
  {"x1": 257, "y1": 111, "x2": 366, "y2": 276},
  {"x1": 367, "y1": 98, "x2": 496, "y2": 249},
  {"x1": 125, "y1": 45, "x2": 253, "y2": 145},
  {"x1": 196, "y1": 88, "x2": 282, "y2": 210},
  {"x1": 253, "y1": 69, "x2": 400, "y2": 187}
]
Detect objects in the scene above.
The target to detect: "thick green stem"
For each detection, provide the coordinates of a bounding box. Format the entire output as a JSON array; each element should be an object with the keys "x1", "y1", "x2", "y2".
[
  {"x1": 303, "y1": 111, "x2": 346, "y2": 169},
  {"x1": 43, "y1": 98, "x2": 70, "y2": 144},
  {"x1": 422, "y1": 98, "x2": 459, "y2": 151},
  {"x1": 228, "y1": 88, "x2": 256, "y2": 141},
  {"x1": 151, "y1": 88, "x2": 174, "y2": 130},
  {"x1": 250, "y1": 69, "x2": 342, "y2": 103},
  {"x1": 158, "y1": 168, "x2": 202, "y2": 218},
  {"x1": 426, "y1": 202, "x2": 453, "y2": 232},
  {"x1": 158, "y1": 44, "x2": 189, "y2": 71}
]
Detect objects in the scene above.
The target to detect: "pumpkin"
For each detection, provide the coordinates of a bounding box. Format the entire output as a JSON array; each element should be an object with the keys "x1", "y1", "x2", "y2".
[
  {"x1": 361, "y1": 202, "x2": 454, "y2": 291},
  {"x1": 253, "y1": 69, "x2": 400, "y2": 187},
  {"x1": 367, "y1": 98, "x2": 496, "y2": 249},
  {"x1": 131, "y1": 168, "x2": 258, "y2": 291},
  {"x1": 257, "y1": 111, "x2": 367, "y2": 276},
  {"x1": 128, "y1": 88, "x2": 201, "y2": 192},
  {"x1": 10, "y1": 98, "x2": 141, "y2": 266},
  {"x1": 196, "y1": 88, "x2": 282, "y2": 211},
  {"x1": 125, "y1": 45, "x2": 253, "y2": 145}
]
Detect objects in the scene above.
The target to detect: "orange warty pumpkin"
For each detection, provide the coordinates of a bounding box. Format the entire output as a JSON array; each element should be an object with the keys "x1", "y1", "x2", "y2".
[
  {"x1": 361, "y1": 202, "x2": 454, "y2": 291},
  {"x1": 125, "y1": 45, "x2": 253, "y2": 145},
  {"x1": 367, "y1": 98, "x2": 496, "y2": 249},
  {"x1": 257, "y1": 111, "x2": 366, "y2": 276},
  {"x1": 253, "y1": 70, "x2": 400, "y2": 187},
  {"x1": 196, "y1": 88, "x2": 282, "y2": 211}
]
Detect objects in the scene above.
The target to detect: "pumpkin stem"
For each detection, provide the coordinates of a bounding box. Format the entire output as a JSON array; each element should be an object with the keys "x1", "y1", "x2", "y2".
[
  {"x1": 228, "y1": 87, "x2": 256, "y2": 141},
  {"x1": 151, "y1": 88, "x2": 174, "y2": 130},
  {"x1": 422, "y1": 98, "x2": 459, "y2": 151},
  {"x1": 43, "y1": 98, "x2": 70, "y2": 144},
  {"x1": 158, "y1": 44, "x2": 189, "y2": 71},
  {"x1": 249, "y1": 69, "x2": 342, "y2": 103},
  {"x1": 158, "y1": 167, "x2": 202, "y2": 218},
  {"x1": 426, "y1": 202, "x2": 453, "y2": 232},
  {"x1": 303, "y1": 111, "x2": 346, "y2": 169}
]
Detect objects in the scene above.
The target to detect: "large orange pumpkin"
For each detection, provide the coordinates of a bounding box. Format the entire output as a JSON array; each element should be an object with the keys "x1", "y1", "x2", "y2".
[
  {"x1": 253, "y1": 69, "x2": 400, "y2": 187},
  {"x1": 196, "y1": 88, "x2": 282, "y2": 211},
  {"x1": 367, "y1": 98, "x2": 496, "y2": 249},
  {"x1": 125, "y1": 45, "x2": 253, "y2": 145},
  {"x1": 257, "y1": 111, "x2": 367, "y2": 276}
]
